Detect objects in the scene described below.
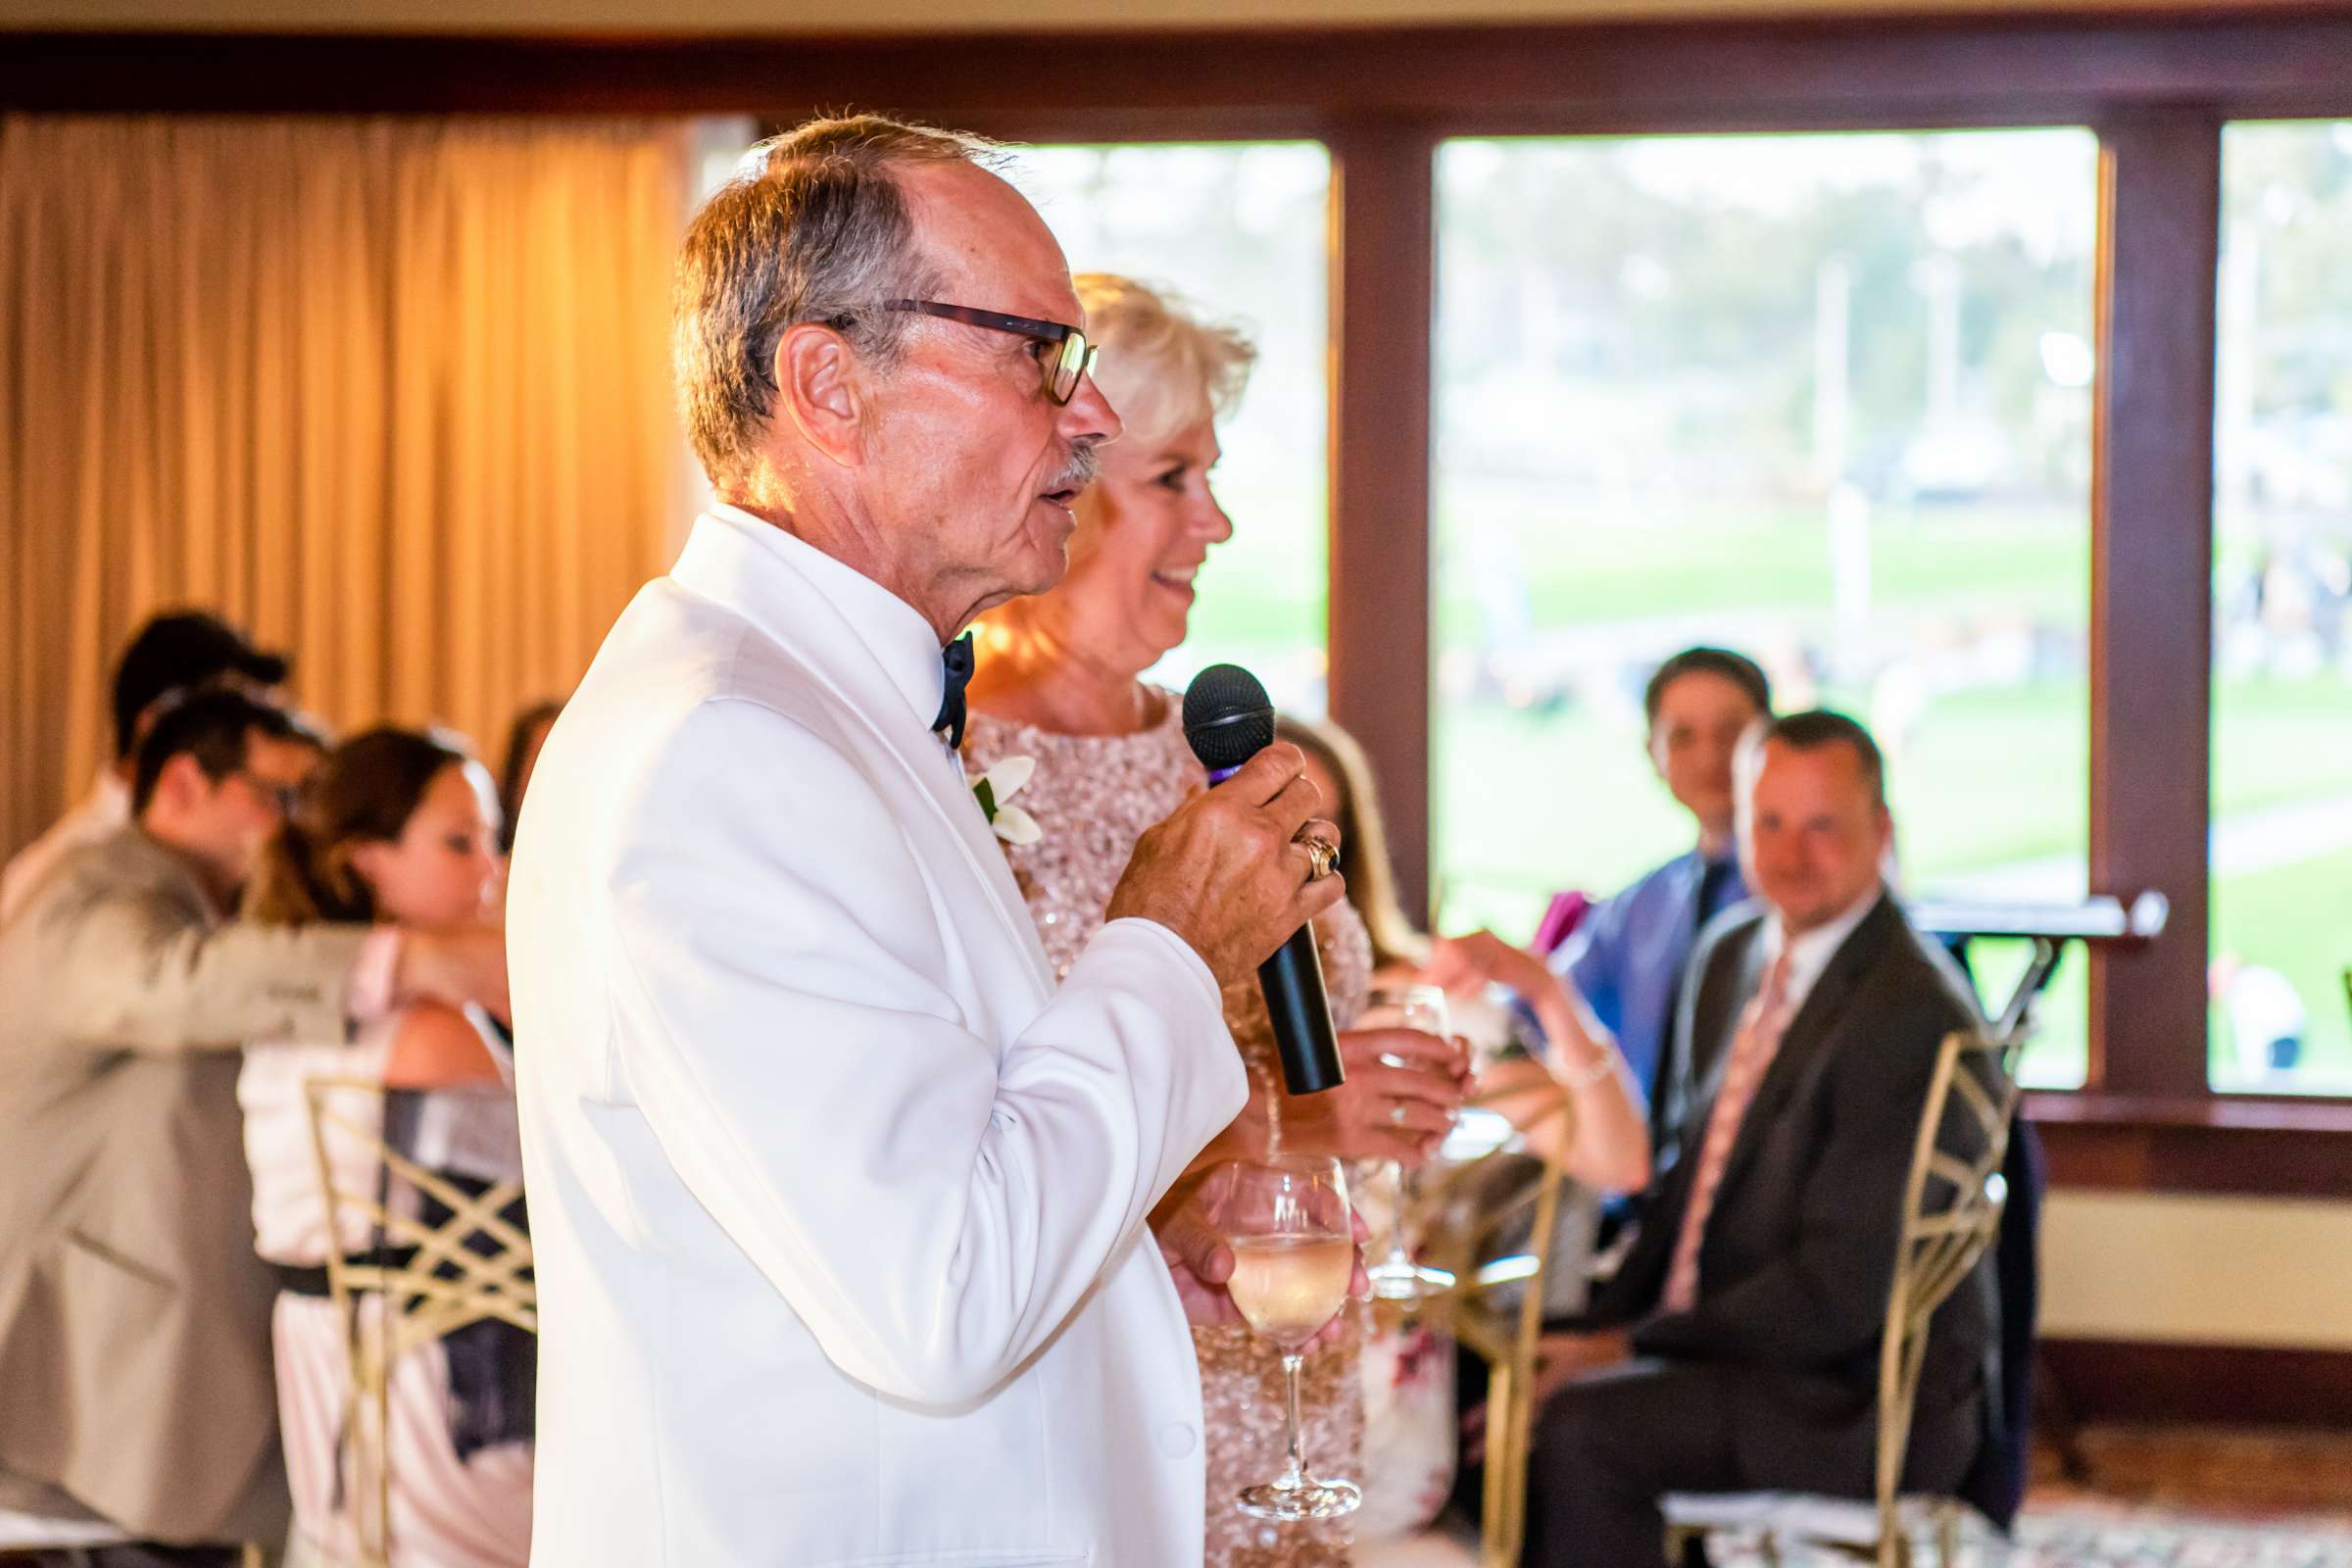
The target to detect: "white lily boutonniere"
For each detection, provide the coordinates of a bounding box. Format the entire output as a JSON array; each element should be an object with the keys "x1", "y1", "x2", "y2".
[{"x1": 969, "y1": 755, "x2": 1043, "y2": 846}]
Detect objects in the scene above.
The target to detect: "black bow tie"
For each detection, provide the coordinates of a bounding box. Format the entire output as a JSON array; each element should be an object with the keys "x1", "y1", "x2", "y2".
[{"x1": 934, "y1": 632, "x2": 975, "y2": 749}]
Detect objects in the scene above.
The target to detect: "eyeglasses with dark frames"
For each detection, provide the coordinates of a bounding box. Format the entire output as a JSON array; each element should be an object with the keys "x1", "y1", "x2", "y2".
[
  {"x1": 878, "y1": 299, "x2": 1100, "y2": 406},
  {"x1": 232, "y1": 769, "x2": 301, "y2": 817}
]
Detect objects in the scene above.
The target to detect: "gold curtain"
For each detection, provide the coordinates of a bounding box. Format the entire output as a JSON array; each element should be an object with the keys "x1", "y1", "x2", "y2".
[{"x1": 0, "y1": 114, "x2": 693, "y2": 854}]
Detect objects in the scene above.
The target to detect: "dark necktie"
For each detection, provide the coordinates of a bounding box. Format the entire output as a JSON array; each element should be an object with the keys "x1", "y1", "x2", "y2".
[
  {"x1": 934, "y1": 632, "x2": 975, "y2": 749},
  {"x1": 1694, "y1": 854, "x2": 1738, "y2": 925}
]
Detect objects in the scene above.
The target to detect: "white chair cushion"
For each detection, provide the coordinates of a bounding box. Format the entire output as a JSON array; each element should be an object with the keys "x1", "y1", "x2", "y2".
[
  {"x1": 0, "y1": 1504, "x2": 132, "y2": 1548},
  {"x1": 1664, "y1": 1491, "x2": 1957, "y2": 1548}
]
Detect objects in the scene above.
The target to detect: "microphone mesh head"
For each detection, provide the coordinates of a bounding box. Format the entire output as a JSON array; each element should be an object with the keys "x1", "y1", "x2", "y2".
[{"x1": 1183, "y1": 663, "x2": 1275, "y2": 772}]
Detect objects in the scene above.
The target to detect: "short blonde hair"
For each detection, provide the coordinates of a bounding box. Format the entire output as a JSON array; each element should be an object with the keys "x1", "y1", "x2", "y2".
[{"x1": 1074, "y1": 273, "x2": 1256, "y2": 450}]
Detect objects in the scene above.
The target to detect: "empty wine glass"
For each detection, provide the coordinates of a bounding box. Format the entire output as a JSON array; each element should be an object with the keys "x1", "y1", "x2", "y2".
[
  {"x1": 1206, "y1": 1155, "x2": 1362, "y2": 1521},
  {"x1": 1360, "y1": 983, "x2": 1457, "y2": 1301}
]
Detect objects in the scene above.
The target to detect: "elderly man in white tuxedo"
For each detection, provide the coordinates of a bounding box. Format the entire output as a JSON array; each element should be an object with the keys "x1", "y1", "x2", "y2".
[{"x1": 507, "y1": 116, "x2": 1348, "y2": 1567}]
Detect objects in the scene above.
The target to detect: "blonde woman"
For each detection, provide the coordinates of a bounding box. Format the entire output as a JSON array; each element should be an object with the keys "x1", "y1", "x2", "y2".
[{"x1": 963, "y1": 274, "x2": 1464, "y2": 1566}]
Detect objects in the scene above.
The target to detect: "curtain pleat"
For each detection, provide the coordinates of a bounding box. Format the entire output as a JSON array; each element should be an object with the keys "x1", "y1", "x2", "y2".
[{"x1": 0, "y1": 114, "x2": 692, "y2": 854}]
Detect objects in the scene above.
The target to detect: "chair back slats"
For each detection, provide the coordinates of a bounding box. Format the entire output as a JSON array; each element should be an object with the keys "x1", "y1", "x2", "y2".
[
  {"x1": 1871, "y1": 1026, "x2": 2025, "y2": 1566},
  {"x1": 301, "y1": 1075, "x2": 535, "y2": 1568},
  {"x1": 1410, "y1": 1083, "x2": 1581, "y2": 1568}
]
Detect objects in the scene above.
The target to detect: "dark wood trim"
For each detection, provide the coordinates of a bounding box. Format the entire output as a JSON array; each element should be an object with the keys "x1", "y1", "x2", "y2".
[
  {"x1": 9, "y1": 14, "x2": 2352, "y2": 127},
  {"x1": 2039, "y1": 1337, "x2": 2352, "y2": 1427},
  {"x1": 2031, "y1": 1091, "x2": 2352, "y2": 1197},
  {"x1": 2084, "y1": 116, "x2": 2220, "y2": 1100},
  {"x1": 1324, "y1": 117, "x2": 1437, "y2": 925}
]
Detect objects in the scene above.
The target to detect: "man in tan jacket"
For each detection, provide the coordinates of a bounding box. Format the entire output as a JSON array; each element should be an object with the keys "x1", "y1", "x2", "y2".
[{"x1": 0, "y1": 688, "x2": 507, "y2": 1564}]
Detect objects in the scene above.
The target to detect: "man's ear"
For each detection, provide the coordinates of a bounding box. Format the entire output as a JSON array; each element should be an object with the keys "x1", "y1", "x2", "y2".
[
  {"x1": 147, "y1": 753, "x2": 209, "y2": 818},
  {"x1": 773, "y1": 321, "x2": 867, "y2": 469}
]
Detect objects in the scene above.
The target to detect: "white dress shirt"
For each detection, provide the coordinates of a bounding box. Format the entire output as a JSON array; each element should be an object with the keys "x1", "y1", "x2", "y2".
[
  {"x1": 509, "y1": 505, "x2": 1249, "y2": 1567},
  {"x1": 1756, "y1": 882, "x2": 1885, "y2": 1018}
]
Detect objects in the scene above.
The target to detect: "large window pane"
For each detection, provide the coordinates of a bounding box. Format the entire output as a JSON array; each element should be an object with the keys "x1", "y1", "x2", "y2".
[
  {"x1": 2211, "y1": 122, "x2": 2352, "y2": 1095},
  {"x1": 1433, "y1": 129, "x2": 2098, "y2": 1087},
  {"x1": 1001, "y1": 142, "x2": 1331, "y2": 710}
]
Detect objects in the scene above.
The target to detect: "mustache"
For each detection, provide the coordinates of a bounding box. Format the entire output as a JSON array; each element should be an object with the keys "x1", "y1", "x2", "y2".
[{"x1": 1044, "y1": 442, "x2": 1102, "y2": 496}]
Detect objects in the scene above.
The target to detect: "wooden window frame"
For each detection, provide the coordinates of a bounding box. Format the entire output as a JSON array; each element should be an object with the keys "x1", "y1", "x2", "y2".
[{"x1": 10, "y1": 9, "x2": 2352, "y2": 1190}]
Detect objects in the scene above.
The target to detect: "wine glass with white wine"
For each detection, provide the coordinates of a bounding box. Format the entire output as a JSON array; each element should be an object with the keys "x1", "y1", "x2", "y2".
[
  {"x1": 1359, "y1": 983, "x2": 1457, "y2": 1301},
  {"x1": 1208, "y1": 1154, "x2": 1362, "y2": 1521}
]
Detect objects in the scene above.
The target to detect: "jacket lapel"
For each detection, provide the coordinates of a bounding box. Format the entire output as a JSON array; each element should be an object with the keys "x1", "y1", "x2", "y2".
[
  {"x1": 1674, "y1": 913, "x2": 1766, "y2": 1147},
  {"x1": 1705, "y1": 895, "x2": 1901, "y2": 1202},
  {"x1": 668, "y1": 514, "x2": 1051, "y2": 996}
]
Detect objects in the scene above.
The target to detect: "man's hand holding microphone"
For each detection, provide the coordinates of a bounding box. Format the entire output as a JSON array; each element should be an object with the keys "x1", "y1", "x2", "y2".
[{"x1": 1104, "y1": 739, "x2": 1345, "y2": 990}]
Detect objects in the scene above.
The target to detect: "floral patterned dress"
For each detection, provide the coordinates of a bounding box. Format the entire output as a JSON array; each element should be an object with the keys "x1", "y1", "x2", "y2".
[{"x1": 964, "y1": 692, "x2": 1373, "y2": 1568}]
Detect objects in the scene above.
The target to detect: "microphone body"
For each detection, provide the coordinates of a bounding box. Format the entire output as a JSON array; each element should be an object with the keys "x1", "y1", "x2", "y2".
[
  {"x1": 1257, "y1": 927, "x2": 1346, "y2": 1096},
  {"x1": 1182, "y1": 664, "x2": 1347, "y2": 1097}
]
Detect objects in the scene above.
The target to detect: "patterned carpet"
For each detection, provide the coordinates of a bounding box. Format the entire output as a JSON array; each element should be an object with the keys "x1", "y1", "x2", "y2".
[
  {"x1": 1360, "y1": 1497, "x2": 2352, "y2": 1567},
  {"x1": 1361, "y1": 1428, "x2": 2352, "y2": 1566},
  {"x1": 1699, "y1": 1501, "x2": 2352, "y2": 1568}
]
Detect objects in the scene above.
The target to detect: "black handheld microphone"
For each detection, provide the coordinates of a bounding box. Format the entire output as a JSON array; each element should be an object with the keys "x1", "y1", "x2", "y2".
[{"x1": 1181, "y1": 663, "x2": 1346, "y2": 1097}]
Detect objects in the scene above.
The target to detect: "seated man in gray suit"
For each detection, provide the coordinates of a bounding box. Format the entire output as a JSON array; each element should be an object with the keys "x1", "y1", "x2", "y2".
[
  {"x1": 1519, "y1": 710, "x2": 1994, "y2": 1568},
  {"x1": 0, "y1": 688, "x2": 508, "y2": 1567}
]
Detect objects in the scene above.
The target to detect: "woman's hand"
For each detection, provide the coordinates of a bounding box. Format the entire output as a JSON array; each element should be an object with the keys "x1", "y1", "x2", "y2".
[
  {"x1": 1428, "y1": 931, "x2": 1655, "y2": 1197},
  {"x1": 1422, "y1": 928, "x2": 1552, "y2": 1004},
  {"x1": 1282, "y1": 1027, "x2": 1468, "y2": 1167}
]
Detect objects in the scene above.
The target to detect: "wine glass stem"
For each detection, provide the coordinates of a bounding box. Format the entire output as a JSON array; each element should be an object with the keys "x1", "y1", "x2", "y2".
[
  {"x1": 1278, "y1": 1352, "x2": 1309, "y2": 1490},
  {"x1": 1382, "y1": 1159, "x2": 1412, "y2": 1269}
]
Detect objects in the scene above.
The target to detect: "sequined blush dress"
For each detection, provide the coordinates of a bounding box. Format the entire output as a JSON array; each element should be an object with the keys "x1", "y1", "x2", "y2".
[{"x1": 964, "y1": 692, "x2": 1374, "y2": 1568}]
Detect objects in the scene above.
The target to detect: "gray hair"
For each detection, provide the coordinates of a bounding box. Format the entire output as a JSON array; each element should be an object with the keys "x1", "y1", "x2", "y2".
[{"x1": 673, "y1": 115, "x2": 1003, "y2": 485}]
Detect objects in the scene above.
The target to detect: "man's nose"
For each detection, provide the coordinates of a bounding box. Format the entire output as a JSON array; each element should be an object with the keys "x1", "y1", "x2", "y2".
[{"x1": 1060, "y1": 368, "x2": 1123, "y2": 446}]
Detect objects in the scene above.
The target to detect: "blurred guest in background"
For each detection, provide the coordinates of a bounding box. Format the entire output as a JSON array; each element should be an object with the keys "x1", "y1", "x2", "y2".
[
  {"x1": 2, "y1": 611, "x2": 292, "y2": 926},
  {"x1": 2210, "y1": 952, "x2": 2307, "y2": 1083},
  {"x1": 1549, "y1": 646, "x2": 1771, "y2": 1148},
  {"x1": 964, "y1": 271, "x2": 1464, "y2": 1567},
  {"x1": 1277, "y1": 712, "x2": 1431, "y2": 983},
  {"x1": 494, "y1": 700, "x2": 564, "y2": 858},
  {"x1": 1519, "y1": 710, "x2": 1993, "y2": 1568},
  {"x1": 240, "y1": 728, "x2": 531, "y2": 1568},
  {"x1": 0, "y1": 690, "x2": 508, "y2": 1563}
]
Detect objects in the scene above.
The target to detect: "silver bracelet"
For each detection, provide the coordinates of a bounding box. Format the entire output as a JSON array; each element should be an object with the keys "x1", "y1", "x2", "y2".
[{"x1": 1553, "y1": 1048, "x2": 1622, "y2": 1090}]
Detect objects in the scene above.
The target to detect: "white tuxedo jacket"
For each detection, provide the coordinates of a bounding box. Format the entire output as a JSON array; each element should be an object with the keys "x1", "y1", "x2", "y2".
[{"x1": 509, "y1": 506, "x2": 1249, "y2": 1566}]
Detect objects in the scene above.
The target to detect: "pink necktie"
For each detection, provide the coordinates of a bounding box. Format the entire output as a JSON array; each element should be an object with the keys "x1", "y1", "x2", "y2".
[{"x1": 1660, "y1": 951, "x2": 1794, "y2": 1314}]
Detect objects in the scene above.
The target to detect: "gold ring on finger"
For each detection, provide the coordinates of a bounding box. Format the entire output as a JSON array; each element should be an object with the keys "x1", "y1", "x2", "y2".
[{"x1": 1298, "y1": 836, "x2": 1339, "y2": 882}]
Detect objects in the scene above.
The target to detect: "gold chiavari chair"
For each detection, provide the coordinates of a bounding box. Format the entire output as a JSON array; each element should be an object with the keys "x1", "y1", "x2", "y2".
[
  {"x1": 1411, "y1": 1084, "x2": 1580, "y2": 1568},
  {"x1": 302, "y1": 1077, "x2": 536, "y2": 1568}
]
